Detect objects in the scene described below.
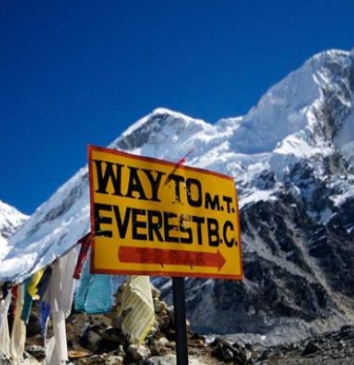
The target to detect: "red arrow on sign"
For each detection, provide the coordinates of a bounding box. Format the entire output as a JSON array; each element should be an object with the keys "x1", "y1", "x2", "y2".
[{"x1": 119, "y1": 246, "x2": 226, "y2": 271}]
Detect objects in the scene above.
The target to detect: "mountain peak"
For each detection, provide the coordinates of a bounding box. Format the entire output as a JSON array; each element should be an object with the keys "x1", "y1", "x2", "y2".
[
  {"x1": 221, "y1": 48, "x2": 354, "y2": 160},
  {"x1": 117, "y1": 107, "x2": 208, "y2": 141},
  {"x1": 0, "y1": 199, "x2": 29, "y2": 261},
  {"x1": 110, "y1": 107, "x2": 212, "y2": 161},
  {"x1": 308, "y1": 48, "x2": 351, "y2": 65},
  {"x1": 0, "y1": 199, "x2": 29, "y2": 239},
  {"x1": 150, "y1": 107, "x2": 193, "y2": 119}
]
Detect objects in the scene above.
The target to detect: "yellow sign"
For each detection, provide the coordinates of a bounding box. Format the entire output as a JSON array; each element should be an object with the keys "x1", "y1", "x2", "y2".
[{"x1": 88, "y1": 145, "x2": 243, "y2": 279}]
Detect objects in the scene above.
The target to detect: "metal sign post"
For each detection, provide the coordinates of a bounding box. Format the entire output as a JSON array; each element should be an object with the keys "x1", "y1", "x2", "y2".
[{"x1": 173, "y1": 277, "x2": 189, "y2": 365}]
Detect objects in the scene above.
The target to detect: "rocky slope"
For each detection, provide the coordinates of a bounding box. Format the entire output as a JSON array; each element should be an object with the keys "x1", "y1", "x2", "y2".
[
  {"x1": 12, "y1": 287, "x2": 354, "y2": 365},
  {"x1": 1, "y1": 49, "x2": 354, "y2": 340}
]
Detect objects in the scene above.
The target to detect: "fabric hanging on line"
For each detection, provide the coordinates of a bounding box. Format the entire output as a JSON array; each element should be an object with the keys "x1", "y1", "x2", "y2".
[
  {"x1": 20, "y1": 267, "x2": 46, "y2": 327},
  {"x1": 27, "y1": 268, "x2": 45, "y2": 300},
  {"x1": 45, "y1": 336, "x2": 56, "y2": 365},
  {"x1": 74, "y1": 253, "x2": 113, "y2": 314},
  {"x1": 21, "y1": 267, "x2": 47, "y2": 324},
  {"x1": 74, "y1": 255, "x2": 91, "y2": 312},
  {"x1": 43, "y1": 246, "x2": 78, "y2": 365},
  {"x1": 37, "y1": 266, "x2": 53, "y2": 338},
  {"x1": 10, "y1": 285, "x2": 26, "y2": 365},
  {"x1": 0, "y1": 291, "x2": 11, "y2": 331},
  {"x1": 53, "y1": 311, "x2": 68, "y2": 365},
  {"x1": 0, "y1": 282, "x2": 10, "y2": 300},
  {"x1": 45, "y1": 311, "x2": 68, "y2": 365},
  {"x1": 119, "y1": 276, "x2": 155, "y2": 345},
  {"x1": 43, "y1": 246, "x2": 78, "y2": 316},
  {"x1": 73, "y1": 232, "x2": 91, "y2": 280},
  {"x1": 39, "y1": 301, "x2": 51, "y2": 337},
  {"x1": 0, "y1": 292, "x2": 12, "y2": 356},
  {"x1": 11, "y1": 285, "x2": 18, "y2": 303},
  {"x1": 20, "y1": 279, "x2": 33, "y2": 324},
  {"x1": 37, "y1": 266, "x2": 53, "y2": 299}
]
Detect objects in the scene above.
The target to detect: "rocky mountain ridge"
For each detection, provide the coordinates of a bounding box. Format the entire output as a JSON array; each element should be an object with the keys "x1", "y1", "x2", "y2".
[{"x1": 1, "y1": 48, "x2": 354, "y2": 340}]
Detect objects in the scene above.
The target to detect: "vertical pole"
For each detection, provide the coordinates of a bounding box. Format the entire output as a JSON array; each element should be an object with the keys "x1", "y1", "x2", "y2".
[{"x1": 172, "y1": 277, "x2": 189, "y2": 365}]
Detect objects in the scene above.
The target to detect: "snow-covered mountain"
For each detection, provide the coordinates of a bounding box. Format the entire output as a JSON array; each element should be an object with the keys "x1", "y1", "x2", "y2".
[
  {"x1": 0, "y1": 199, "x2": 29, "y2": 260},
  {"x1": 1, "y1": 49, "x2": 354, "y2": 339}
]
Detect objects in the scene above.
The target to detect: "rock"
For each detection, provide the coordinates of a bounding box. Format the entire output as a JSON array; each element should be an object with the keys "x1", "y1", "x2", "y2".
[
  {"x1": 167, "y1": 309, "x2": 175, "y2": 327},
  {"x1": 222, "y1": 348, "x2": 235, "y2": 362},
  {"x1": 101, "y1": 327, "x2": 128, "y2": 348},
  {"x1": 150, "y1": 337, "x2": 170, "y2": 356},
  {"x1": 25, "y1": 345, "x2": 46, "y2": 361},
  {"x1": 23, "y1": 357, "x2": 42, "y2": 365},
  {"x1": 157, "y1": 314, "x2": 170, "y2": 331},
  {"x1": 117, "y1": 344, "x2": 126, "y2": 357},
  {"x1": 257, "y1": 350, "x2": 269, "y2": 362},
  {"x1": 302, "y1": 341, "x2": 321, "y2": 356},
  {"x1": 211, "y1": 338, "x2": 253, "y2": 364},
  {"x1": 154, "y1": 299, "x2": 168, "y2": 314},
  {"x1": 151, "y1": 287, "x2": 161, "y2": 299},
  {"x1": 140, "y1": 354, "x2": 176, "y2": 365},
  {"x1": 79, "y1": 354, "x2": 106, "y2": 365},
  {"x1": 210, "y1": 337, "x2": 232, "y2": 348},
  {"x1": 340, "y1": 325, "x2": 354, "y2": 337},
  {"x1": 156, "y1": 337, "x2": 169, "y2": 347},
  {"x1": 188, "y1": 338, "x2": 205, "y2": 348},
  {"x1": 105, "y1": 355, "x2": 124, "y2": 365},
  {"x1": 165, "y1": 341, "x2": 176, "y2": 349},
  {"x1": 127, "y1": 344, "x2": 151, "y2": 361},
  {"x1": 0, "y1": 354, "x2": 10, "y2": 365},
  {"x1": 86, "y1": 330, "x2": 103, "y2": 351},
  {"x1": 150, "y1": 346, "x2": 167, "y2": 357}
]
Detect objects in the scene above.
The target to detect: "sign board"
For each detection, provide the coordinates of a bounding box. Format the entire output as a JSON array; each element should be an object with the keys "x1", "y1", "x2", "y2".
[{"x1": 88, "y1": 145, "x2": 243, "y2": 279}]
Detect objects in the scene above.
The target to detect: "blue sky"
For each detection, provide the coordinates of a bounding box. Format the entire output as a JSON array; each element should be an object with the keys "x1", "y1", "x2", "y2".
[{"x1": 1, "y1": 0, "x2": 354, "y2": 214}]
